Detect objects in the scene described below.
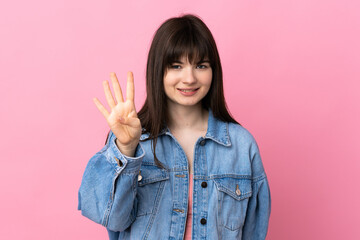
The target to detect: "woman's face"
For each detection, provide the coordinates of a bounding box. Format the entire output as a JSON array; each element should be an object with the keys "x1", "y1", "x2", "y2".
[{"x1": 163, "y1": 55, "x2": 212, "y2": 109}]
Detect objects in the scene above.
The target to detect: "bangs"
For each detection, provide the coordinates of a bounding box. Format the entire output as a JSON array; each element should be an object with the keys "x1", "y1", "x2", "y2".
[{"x1": 164, "y1": 28, "x2": 212, "y2": 66}]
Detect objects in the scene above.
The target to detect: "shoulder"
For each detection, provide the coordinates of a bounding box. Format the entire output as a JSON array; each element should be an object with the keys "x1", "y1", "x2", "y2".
[
  {"x1": 228, "y1": 122, "x2": 257, "y2": 144},
  {"x1": 226, "y1": 122, "x2": 260, "y2": 157}
]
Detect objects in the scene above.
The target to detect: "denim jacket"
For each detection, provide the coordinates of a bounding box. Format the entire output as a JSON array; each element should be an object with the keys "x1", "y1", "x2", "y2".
[{"x1": 78, "y1": 109, "x2": 271, "y2": 240}]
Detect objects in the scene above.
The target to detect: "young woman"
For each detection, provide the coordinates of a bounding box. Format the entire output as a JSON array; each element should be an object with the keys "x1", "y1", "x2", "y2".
[{"x1": 78, "y1": 14, "x2": 271, "y2": 240}]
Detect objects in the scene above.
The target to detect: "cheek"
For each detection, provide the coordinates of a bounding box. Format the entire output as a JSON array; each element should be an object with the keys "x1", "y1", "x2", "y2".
[
  {"x1": 163, "y1": 76, "x2": 175, "y2": 98},
  {"x1": 205, "y1": 71, "x2": 213, "y2": 87},
  {"x1": 163, "y1": 72, "x2": 178, "y2": 86}
]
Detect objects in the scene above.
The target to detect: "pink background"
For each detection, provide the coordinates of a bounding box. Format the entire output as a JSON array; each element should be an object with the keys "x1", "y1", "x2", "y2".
[{"x1": 1, "y1": 0, "x2": 359, "y2": 239}]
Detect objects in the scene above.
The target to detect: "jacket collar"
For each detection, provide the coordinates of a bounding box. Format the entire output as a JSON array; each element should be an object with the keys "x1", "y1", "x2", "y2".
[
  {"x1": 203, "y1": 108, "x2": 231, "y2": 147},
  {"x1": 140, "y1": 109, "x2": 231, "y2": 147}
]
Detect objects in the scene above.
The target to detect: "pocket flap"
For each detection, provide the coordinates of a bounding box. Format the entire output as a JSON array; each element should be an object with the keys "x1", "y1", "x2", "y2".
[
  {"x1": 213, "y1": 177, "x2": 252, "y2": 201},
  {"x1": 138, "y1": 165, "x2": 169, "y2": 186}
]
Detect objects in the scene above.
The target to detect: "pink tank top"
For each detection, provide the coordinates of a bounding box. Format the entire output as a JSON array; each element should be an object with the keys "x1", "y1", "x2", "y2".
[{"x1": 184, "y1": 173, "x2": 193, "y2": 239}]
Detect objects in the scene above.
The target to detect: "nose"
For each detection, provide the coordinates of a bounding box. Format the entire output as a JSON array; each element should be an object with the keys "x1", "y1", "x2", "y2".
[{"x1": 182, "y1": 66, "x2": 196, "y2": 84}]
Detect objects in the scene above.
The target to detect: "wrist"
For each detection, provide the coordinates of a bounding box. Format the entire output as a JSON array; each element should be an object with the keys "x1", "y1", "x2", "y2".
[{"x1": 115, "y1": 138, "x2": 137, "y2": 157}]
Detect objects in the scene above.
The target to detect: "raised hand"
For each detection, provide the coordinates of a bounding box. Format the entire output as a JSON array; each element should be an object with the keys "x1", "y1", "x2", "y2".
[{"x1": 93, "y1": 72, "x2": 142, "y2": 157}]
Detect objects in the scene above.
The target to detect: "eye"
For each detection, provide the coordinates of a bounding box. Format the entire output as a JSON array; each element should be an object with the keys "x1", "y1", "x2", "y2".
[
  {"x1": 196, "y1": 64, "x2": 209, "y2": 69},
  {"x1": 169, "y1": 64, "x2": 181, "y2": 69}
]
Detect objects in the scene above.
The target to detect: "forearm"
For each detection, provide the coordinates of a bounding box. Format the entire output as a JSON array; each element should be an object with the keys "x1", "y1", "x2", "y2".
[{"x1": 78, "y1": 131, "x2": 145, "y2": 231}]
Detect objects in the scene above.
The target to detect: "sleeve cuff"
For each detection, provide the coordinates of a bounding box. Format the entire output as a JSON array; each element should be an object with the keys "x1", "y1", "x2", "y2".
[{"x1": 105, "y1": 134, "x2": 145, "y2": 174}]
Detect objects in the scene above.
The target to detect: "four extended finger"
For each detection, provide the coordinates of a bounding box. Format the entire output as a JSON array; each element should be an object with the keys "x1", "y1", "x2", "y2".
[
  {"x1": 93, "y1": 97, "x2": 110, "y2": 119},
  {"x1": 110, "y1": 72, "x2": 124, "y2": 103},
  {"x1": 103, "y1": 81, "x2": 116, "y2": 110},
  {"x1": 126, "y1": 71, "x2": 135, "y2": 102}
]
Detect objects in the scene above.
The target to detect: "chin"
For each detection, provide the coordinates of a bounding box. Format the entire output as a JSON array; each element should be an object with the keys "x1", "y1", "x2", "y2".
[{"x1": 179, "y1": 101, "x2": 202, "y2": 107}]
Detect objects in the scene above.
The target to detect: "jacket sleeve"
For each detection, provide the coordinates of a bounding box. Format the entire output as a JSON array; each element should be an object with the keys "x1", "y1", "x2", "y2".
[
  {"x1": 242, "y1": 140, "x2": 271, "y2": 240},
  {"x1": 77, "y1": 131, "x2": 145, "y2": 232}
]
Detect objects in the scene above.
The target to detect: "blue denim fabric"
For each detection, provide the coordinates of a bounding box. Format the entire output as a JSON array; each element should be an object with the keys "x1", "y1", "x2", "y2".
[{"x1": 78, "y1": 109, "x2": 271, "y2": 240}]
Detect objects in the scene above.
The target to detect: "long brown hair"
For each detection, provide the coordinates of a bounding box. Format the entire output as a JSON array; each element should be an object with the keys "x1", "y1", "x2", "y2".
[{"x1": 106, "y1": 14, "x2": 239, "y2": 169}]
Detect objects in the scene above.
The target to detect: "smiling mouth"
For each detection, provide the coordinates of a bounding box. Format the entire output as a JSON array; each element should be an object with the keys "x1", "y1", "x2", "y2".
[{"x1": 177, "y1": 88, "x2": 199, "y2": 92}]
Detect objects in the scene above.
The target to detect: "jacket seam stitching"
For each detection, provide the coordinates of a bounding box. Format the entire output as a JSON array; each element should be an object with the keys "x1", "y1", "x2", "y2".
[
  {"x1": 252, "y1": 174, "x2": 266, "y2": 183},
  {"x1": 102, "y1": 172, "x2": 120, "y2": 227}
]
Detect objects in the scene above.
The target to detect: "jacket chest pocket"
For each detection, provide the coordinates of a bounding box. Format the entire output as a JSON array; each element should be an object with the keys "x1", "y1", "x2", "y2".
[
  {"x1": 213, "y1": 176, "x2": 252, "y2": 231},
  {"x1": 135, "y1": 165, "x2": 169, "y2": 217}
]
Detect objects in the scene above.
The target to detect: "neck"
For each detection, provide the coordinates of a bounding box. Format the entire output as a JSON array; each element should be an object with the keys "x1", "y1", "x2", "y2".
[{"x1": 167, "y1": 103, "x2": 209, "y2": 132}]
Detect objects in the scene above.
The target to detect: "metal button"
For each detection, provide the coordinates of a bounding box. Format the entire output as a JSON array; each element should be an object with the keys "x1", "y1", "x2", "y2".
[
  {"x1": 200, "y1": 218, "x2": 207, "y2": 225},
  {"x1": 201, "y1": 181, "x2": 207, "y2": 188},
  {"x1": 137, "y1": 171, "x2": 142, "y2": 181},
  {"x1": 236, "y1": 184, "x2": 241, "y2": 196},
  {"x1": 173, "y1": 208, "x2": 184, "y2": 213},
  {"x1": 175, "y1": 174, "x2": 185, "y2": 178},
  {"x1": 200, "y1": 139, "x2": 206, "y2": 146},
  {"x1": 114, "y1": 156, "x2": 123, "y2": 167}
]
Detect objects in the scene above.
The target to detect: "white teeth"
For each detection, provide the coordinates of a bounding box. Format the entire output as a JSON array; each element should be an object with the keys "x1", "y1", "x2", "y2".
[{"x1": 179, "y1": 89, "x2": 197, "y2": 92}]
